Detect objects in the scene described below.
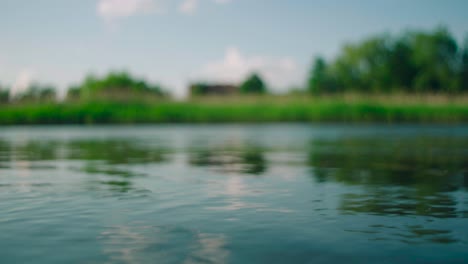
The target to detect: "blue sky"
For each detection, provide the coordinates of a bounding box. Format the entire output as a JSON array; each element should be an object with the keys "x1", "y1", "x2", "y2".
[{"x1": 1, "y1": 0, "x2": 467, "y2": 97}]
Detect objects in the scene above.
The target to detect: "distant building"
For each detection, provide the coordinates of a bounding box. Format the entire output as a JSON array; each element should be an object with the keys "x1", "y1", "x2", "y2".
[{"x1": 189, "y1": 83, "x2": 238, "y2": 96}]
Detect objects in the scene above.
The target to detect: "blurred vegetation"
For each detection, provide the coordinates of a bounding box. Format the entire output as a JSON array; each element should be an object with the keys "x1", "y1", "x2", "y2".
[
  {"x1": 190, "y1": 83, "x2": 238, "y2": 96},
  {"x1": 240, "y1": 73, "x2": 267, "y2": 94},
  {"x1": 190, "y1": 83, "x2": 211, "y2": 96},
  {"x1": 11, "y1": 83, "x2": 56, "y2": 104},
  {"x1": 0, "y1": 94, "x2": 467, "y2": 124},
  {"x1": 0, "y1": 85, "x2": 9, "y2": 104},
  {"x1": 66, "y1": 71, "x2": 166, "y2": 102},
  {"x1": 190, "y1": 73, "x2": 267, "y2": 96},
  {"x1": 308, "y1": 27, "x2": 468, "y2": 94}
]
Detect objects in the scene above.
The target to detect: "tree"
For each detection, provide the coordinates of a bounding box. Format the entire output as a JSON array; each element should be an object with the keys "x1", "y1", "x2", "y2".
[
  {"x1": 69, "y1": 71, "x2": 165, "y2": 101},
  {"x1": 409, "y1": 27, "x2": 459, "y2": 92},
  {"x1": 307, "y1": 27, "x2": 465, "y2": 93},
  {"x1": 388, "y1": 37, "x2": 417, "y2": 90},
  {"x1": 14, "y1": 83, "x2": 56, "y2": 103},
  {"x1": 308, "y1": 57, "x2": 335, "y2": 93},
  {"x1": 0, "y1": 83, "x2": 9, "y2": 104},
  {"x1": 460, "y1": 37, "x2": 468, "y2": 92},
  {"x1": 240, "y1": 73, "x2": 267, "y2": 94},
  {"x1": 66, "y1": 85, "x2": 81, "y2": 101}
]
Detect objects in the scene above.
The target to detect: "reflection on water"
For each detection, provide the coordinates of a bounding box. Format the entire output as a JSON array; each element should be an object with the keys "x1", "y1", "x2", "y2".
[
  {"x1": 68, "y1": 140, "x2": 167, "y2": 165},
  {"x1": 189, "y1": 146, "x2": 266, "y2": 175},
  {"x1": 308, "y1": 137, "x2": 468, "y2": 219},
  {"x1": 346, "y1": 224, "x2": 458, "y2": 245},
  {"x1": 0, "y1": 125, "x2": 468, "y2": 263},
  {"x1": 99, "y1": 225, "x2": 229, "y2": 264}
]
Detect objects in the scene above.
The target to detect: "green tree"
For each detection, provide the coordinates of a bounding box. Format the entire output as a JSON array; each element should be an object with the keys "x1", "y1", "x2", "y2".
[
  {"x1": 388, "y1": 37, "x2": 417, "y2": 90},
  {"x1": 240, "y1": 73, "x2": 267, "y2": 94},
  {"x1": 308, "y1": 57, "x2": 332, "y2": 93},
  {"x1": 331, "y1": 34, "x2": 413, "y2": 92},
  {"x1": 358, "y1": 36, "x2": 393, "y2": 91},
  {"x1": 69, "y1": 71, "x2": 165, "y2": 101},
  {"x1": 308, "y1": 27, "x2": 465, "y2": 93},
  {"x1": 14, "y1": 83, "x2": 56, "y2": 103},
  {"x1": 66, "y1": 85, "x2": 81, "y2": 101},
  {"x1": 333, "y1": 36, "x2": 393, "y2": 92},
  {"x1": 409, "y1": 27, "x2": 459, "y2": 92},
  {"x1": 331, "y1": 44, "x2": 363, "y2": 91},
  {"x1": 0, "y1": 84, "x2": 9, "y2": 104},
  {"x1": 460, "y1": 37, "x2": 468, "y2": 92}
]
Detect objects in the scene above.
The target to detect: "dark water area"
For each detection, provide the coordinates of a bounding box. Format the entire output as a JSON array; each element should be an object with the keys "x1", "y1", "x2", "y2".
[{"x1": 0, "y1": 124, "x2": 467, "y2": 263}]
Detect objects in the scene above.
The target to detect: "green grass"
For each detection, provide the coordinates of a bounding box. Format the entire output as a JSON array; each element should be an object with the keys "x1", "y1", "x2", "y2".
[{"x1": 1, "y1": 94, "x2": 468, "y2": 124}]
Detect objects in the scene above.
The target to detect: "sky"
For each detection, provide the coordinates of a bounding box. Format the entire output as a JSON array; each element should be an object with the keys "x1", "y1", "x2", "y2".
[{"x1": 1, "y1": 0, "x2": 468, "y2": 98}]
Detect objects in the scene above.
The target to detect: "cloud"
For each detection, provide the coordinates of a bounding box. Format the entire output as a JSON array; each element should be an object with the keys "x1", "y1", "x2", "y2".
[
  {"x1": 179, "y1": 0, "x2": 198, "y2": 14},
  {"x1": 96, "y1": 0, "x2": 232, "y2": 19},
  {"x1": 195, "y1": 47, "x2": 303, "y2": 92},
  {"x1": 97, "y1": 0, "x2": 162, "y2": 22},
  {"x1": 179, "y1": 0, "x2": 232, "y2": 14},
  {"x1": 11, "y1": 69, "x2": 35, "y2": 97}
]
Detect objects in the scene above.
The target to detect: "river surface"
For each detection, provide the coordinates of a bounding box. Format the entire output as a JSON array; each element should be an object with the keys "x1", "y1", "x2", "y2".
[{"x1": 0, "y1": 124, "x2": 467, "y2": 264}]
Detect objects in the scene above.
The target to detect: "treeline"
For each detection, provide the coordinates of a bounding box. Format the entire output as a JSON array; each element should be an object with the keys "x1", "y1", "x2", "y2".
[
  {"x1": 66, "y1": 71, "x2": 166, "y2": 101},
  {"x1": 308, "y1": 27, "x2": 468, "y2": 93},
  {"x1": 0, "y1": 71, "x2": 267, "y2": 104},
  {"x1": 0, "y1": 83, "x2": 56, "y2": 104},
  {"x1": 0, "y1": 71, "x2": 166, "y2": 104}
]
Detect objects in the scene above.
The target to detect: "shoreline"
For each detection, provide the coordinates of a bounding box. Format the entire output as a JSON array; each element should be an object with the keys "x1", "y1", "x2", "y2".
[{"x1": 1, "y1": 95, "x2": 468, "y2": 124}]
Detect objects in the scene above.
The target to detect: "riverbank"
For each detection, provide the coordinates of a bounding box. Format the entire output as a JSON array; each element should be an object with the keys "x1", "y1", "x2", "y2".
[{"x1": 1, "y1": 94, "x2": 467, "y2": 124}]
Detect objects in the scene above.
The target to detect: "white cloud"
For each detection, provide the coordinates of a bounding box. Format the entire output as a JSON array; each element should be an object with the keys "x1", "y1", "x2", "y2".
[
  {"x1": 179, "y1": 0, "x2": 198, "y2": 14},
  {"x1": 179, "y1": 0, "x2": 232, "y2": 14},
  {"x1": 96, "y1": 0, "x2": 232, "y2": 18},
  {"x1": 195, "y1": 47, "x2": 303, "y2": 92},
  {"x1": 97, "y1": 0, "x2": 162, "y2": 22},
  {"x1": 11, "y1": 69, "x2": 35, "y2": 97}
]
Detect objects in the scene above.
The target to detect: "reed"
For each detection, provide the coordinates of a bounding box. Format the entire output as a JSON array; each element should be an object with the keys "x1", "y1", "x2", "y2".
[{"x1": 0, "y1": 94, "x2": 467, "y2": 124}]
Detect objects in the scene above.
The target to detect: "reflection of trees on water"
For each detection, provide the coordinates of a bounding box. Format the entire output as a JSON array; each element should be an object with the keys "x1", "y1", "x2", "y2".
[
  {"x1": 346, "y1": 224, "x2": 458, "y2": 245},
  {"x1": 98, "y1": 180, "x2": 133, "y2": 193},
  {"x1": 69, "y1": 140, "x2": 167, "y2": 194},
  {"x1": 79, "y1": 164, "x2": 149, "y2": 193},
  {"x1": 10, "y1": 141, "x2": 62, "y2": 161},
  {"x1": 189, "y1": 146, "x2": 267, "y2": 175},
  {"x1": 308, "y1": 137, "x2": 468, "y2": 218},
  {"x1": 401, "y1": 225, "x2": 457, "y2": 244},
  {"x1": 68, "y1": 140, "x2": 167, "y2": 164},
  {"x1": 0, "y1": 140, "x2": 11, "y2": 166},
  {"x1": 340, "y1": 191, "x2": 458, "y2": 218},
  {"x1": 0, "y1": 139, "x2": 167, "y2": 164},
  {"x1": 0, "y1": 139, "x2": 168, "y2": 194},
  {"x1": 0, "y1": 140, "x2": 63, "y2": 170}
]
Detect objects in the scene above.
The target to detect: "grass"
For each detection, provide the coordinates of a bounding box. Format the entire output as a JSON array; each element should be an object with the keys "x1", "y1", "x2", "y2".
[{"x1": 1, "y1": 93, "x2": 468, "y2": 124}]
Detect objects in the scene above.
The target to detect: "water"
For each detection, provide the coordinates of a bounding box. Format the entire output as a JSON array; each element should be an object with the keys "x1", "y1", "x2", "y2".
[{"x1": 0, "y1": 124, "x2": 467, "y2": 264}]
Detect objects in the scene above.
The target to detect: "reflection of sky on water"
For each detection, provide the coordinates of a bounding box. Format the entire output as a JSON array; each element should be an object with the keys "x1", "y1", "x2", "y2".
[
  {"x1": 204, "y1": 175, "x2": 265, "y2": 211},
  {"x1": 99, "y1": 225, "x2": 229, "y2": 264},
  {"x1": 203, "y1": 175, "x2": 294, "y2": 213}
]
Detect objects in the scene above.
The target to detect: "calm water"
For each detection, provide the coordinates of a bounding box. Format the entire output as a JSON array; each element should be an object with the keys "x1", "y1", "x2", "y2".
[{"x1": 1, "y1": 124, "x2": 467, "y2": 264}]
